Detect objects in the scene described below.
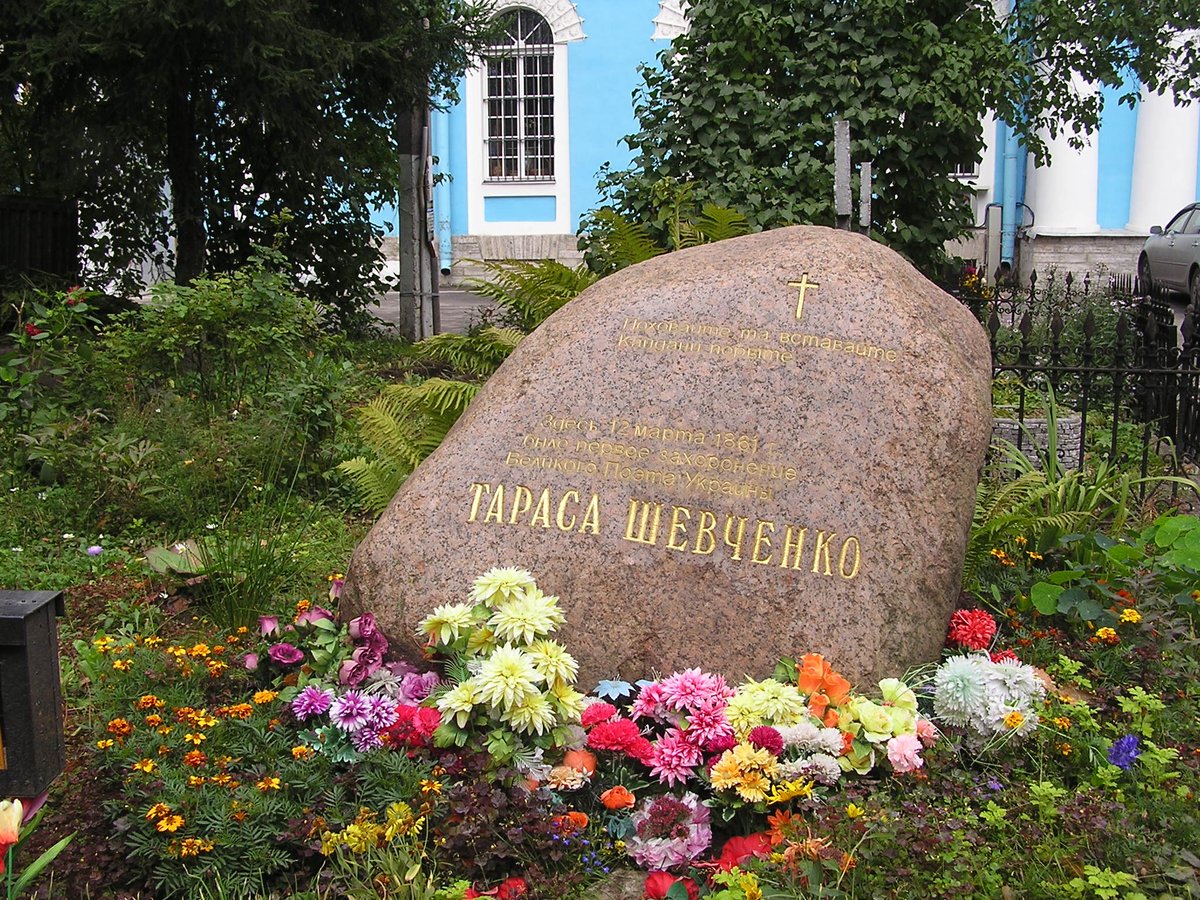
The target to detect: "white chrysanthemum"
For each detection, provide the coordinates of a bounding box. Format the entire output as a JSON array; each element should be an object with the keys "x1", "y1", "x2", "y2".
[
  {"x1": 473, "y1": 644, "x2": 543, "y2": 712},
  {"x1": 776, "y1": 721, "x2": 821, "y2": 749},
  {"x1": 466, "y1": 624, "x2": 498, "y2": 655},
  {"x1": 488, "y1": 588, "x2": 566, "y2": 645},
  {"x1": 418, "y1": 603, "x2": 478, "y2": 645},
  {"x1": 985, "y1": 658, "x2": 1046, "y2": 706},
  {"x1": 504, "y1": 692, "x2": 558, "y2": 735},
  {"x1": 984, "y1": 700, "x2": 1039, "y2": 737},
  {"x1": 933, "y1": 654, "x2": 990, "y2": 728},
  {"x1": 778, "y1": 753, "x2": 843, "y2": 786},
  {"x1": 436, "y1": 679, "x2": 480, "y2": 728},
  {"x1": 528, "y1": 639, "x2": 579, "y2": 688},
  {"x1": 470, "y1": 567, "x2": 537, "y2": 605}
]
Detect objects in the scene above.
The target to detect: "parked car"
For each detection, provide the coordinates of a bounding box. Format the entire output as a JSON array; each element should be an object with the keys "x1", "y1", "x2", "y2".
[{"x1": 1138, "y1": 202, "x2": 1200, "y2": 305}]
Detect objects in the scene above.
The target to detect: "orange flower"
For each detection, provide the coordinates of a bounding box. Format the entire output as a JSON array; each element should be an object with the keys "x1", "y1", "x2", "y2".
[
  {"x1": 136, "y1": 695, "x2": 165, "y2": 710},
  {"x1": 107, "y1": 718, "x2": 133, "y2": 738},
  {"x1": 796, "y1": 653, "x2": 852, "y2": 708},
  {"x1": 599, "y1": 786, "x2": 636, "y2": 810},
  {"x1": 551, "y1": 811, "x2": 589, "y2": 835},
  {"x1": 224, "y1": 703, "x2": 253, "y2": 720},
  {"x1": 155, "y1": 815, "x2": 184, "y2": 833},
  {"x1": 183, "y1": 750, "x2": 207, "y2": 767},
  {"x1": 144, "y1": 714, "x2": 163, "y2": 728}
]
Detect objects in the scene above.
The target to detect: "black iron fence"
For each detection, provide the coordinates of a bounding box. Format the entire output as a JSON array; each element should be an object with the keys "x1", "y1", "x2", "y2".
[
  {"x1": 0, "y1": 196, "x2": 78, "y2": 285},
  {"x1": 944, "y1": 270, "x2": 1200, "y2": 492}
]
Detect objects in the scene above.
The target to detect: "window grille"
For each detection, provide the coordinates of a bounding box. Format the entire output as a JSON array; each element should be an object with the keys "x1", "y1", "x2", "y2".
[{"x1": 485, "y1": 9, "x2": 555, "y2": 182}]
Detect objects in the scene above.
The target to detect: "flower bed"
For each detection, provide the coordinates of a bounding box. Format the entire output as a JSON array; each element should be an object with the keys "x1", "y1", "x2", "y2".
[{"x1": 65, "y1": 518, "x2": 1200, "y2": 898}]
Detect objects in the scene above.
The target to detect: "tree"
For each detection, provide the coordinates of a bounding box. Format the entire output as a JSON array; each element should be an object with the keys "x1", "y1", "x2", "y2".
[
  {"x1": 600, "y1": 0, "x2": 1200, "y2": 274},
  {"x1": 1, "y1": 0, "x2": 493, "y2": 319}
]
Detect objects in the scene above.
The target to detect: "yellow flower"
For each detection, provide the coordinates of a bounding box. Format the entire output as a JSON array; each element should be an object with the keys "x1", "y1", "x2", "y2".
[
  {"x1": 1002, "y1": 710, "x2": 1025, "y2": 730},
  {"x1": 1119, "y1": 608, "x2": 1142, "y2": 624},
  {"x1": 469, "y1": 566, "x2": 536, "y2": 604},
  {"x1": 132, "y1": 758, "x2": 156, "y2": 774},
  {"x1": 184, "y1": 732, "x2": 206, "y2": 745},
  {"x1": 473, "y1": 645, "x2": 542, "y2": 711},
  {"x1": 256, "y1": 776, "x2": 281, "y2": 792},
  {"x1": 188, "y1": 643, "x2": 210, "y2": 658},
  {"x1": 1027, "y1": 551, "x2": 1044, "y2": 561},
  {"x1": 846, "y1": 803, "x2": 865, "y2": 819},
  {"x1": 136, "y1": 695, "x2": 164, "y2": 710},
  {"x1": 488, "y1": 587, "x2": 566, "y2": 644},
  {"x1": 253, "y1": 690, "x2": 278, "y2": 705},
  {"x1": 766, "y1": 778, "x2": 813, "y2": 805},
  {"x1": 1053, "y1": 716, "x2": 1071, "y2": 730},
  {"x1": 419, "y1": 779, "x2": 442, "y2": 796},
  {"x1": 96, "y1": 739, "x2": 115, "y2": 750},
  {"x1": 1095, "y1": 627, "x2": 1119, "y2": 645},
  {"x1": 177, "y1": 837, "x2": 213, "y2": 857},
  {"x1": 504, "y1": 692, "x2": 557, "y2": 735},
  {"x1": 292, "y1": 746, "x2": 314, "y2": 761},
  {"x1": 418, "y1": 603, "x2": 479, "y2": 645},
  {"x1": 112, "y1": 659, "x2": 132, "y2": 672},
  {"x1": 527, "y1": 639, "x2": 579, "y2": 687},
  {"x1": 145, "y1": 803, "x2": 172, "y2": 821},
  {"x1": 155, "y1": 815, "x2": 185, "y2": 833},
  {"x1": 436, "y1": 680, "x2": 480, "y2": 729},
  {"x1": 93, "y1": 636, "x2": 115, "y2": 653},
  {"x1": 710, "y1": 743, "x2": 779, "y2": 803},
  {"x1": 187, "y1": 775, "x2": 206, "y2": 787}
]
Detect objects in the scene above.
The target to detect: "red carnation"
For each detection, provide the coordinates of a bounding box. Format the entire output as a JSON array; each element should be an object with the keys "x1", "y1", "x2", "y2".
[
  {"x1": 947, "y1": 609, "x2": 997, "y2": 651},
  {"x1": 990, "y1": 648, "x2": 1018, "y2": 663},
  {"x1": 581, "y1": 701, "x2": 618, "y2": 728},
  {"x1": 586, "y1": 717, "x2": 645, "y2": 753}
]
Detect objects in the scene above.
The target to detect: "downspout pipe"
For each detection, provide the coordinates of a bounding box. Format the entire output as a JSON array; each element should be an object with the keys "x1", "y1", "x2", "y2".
[
  {"x1": 1000, "y1": 119, "x2": 1025, "y2": 268},
  {"x1": 432, "y1": 108, "x2": 453, "y2": 276}
]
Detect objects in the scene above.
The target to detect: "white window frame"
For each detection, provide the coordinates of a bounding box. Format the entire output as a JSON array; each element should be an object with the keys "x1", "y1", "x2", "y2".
[{"x1": 465, "y1": 2, "x2": 583, "y2": 236}]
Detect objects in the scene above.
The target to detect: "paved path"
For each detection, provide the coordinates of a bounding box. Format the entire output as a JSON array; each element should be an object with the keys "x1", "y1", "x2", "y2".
[{"x1": 372, "y1": 289, "x2": 495, "y2": 336}]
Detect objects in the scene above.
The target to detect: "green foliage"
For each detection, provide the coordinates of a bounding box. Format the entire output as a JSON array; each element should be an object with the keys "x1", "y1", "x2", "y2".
[
  {"x1": 1, "y1": 1, "x2": 496, "y2": 315},
  {"x1": 602, "y1": 0, "x2": 1200, "y2": 275},
  {"x1": 97, "y1": 254, "x2": 324, "y2": 411},
  {"x1": 337, "y1": 378, "x2": 480, "y2": 513},
  {"x1": 464, "y1": 260, "x2": 599, "y2": 333}
]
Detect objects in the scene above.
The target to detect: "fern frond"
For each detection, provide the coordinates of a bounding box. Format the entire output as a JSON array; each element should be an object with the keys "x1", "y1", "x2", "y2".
[
  {"x1": 577, "y1": 208, "x2": 665, "y2": 275},
  {"x1": 464, "y1": 259, "x2": 597, "y2": 332},
  {"x1": 692, "y1": 203, "x2": 753, "y2": 243},
  {"x1": 413, "y1": 327, "x2": 524, "y2": 378}
]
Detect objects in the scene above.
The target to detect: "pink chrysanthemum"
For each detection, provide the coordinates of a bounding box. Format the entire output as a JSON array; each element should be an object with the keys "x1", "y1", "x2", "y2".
[
  {"x1": 581, "y1": 702, "x2": 618, "y2": 728},
  {"x1": 746, "y1": 725, "x2": 784, "y2": 757},
  {"x1": 947, "y1": 609, "x2": 997, "y2": 651},
  {"x1": 656, "y1": 669, "x2": 733, "y2": 714},
  {"x1": 649, "y1": 728, "x2": 704, "y2": 786},
  {"x1": 631, "y1": 682, "x2": 668, "y2": 721},
  {"x1": 681, "y1": 696, "x2": 734, "y2": 751}
]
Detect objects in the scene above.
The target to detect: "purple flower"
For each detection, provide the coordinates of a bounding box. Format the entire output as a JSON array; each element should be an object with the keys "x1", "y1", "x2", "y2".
[
  {"x1": 1108, "y1": 734, "x2": 1141, "y2": 770},
  {"x1": 348, "y1": 613, "x2": 377, "y2": 643},
  {"x1": 295, "y1": 605, "x2": 334, "y2": 627},
  {"x1": 330, "y1": 690, "x2": 370, "y2": 732},
  {"x1": 338, "y1": 644, "x2": 382, "y2": 687},
  {"x1": 268, "y1": 642, "x2": 304, "y2": 666},
  {"x1": 86, "y1": 545, "x2": 103, "y2": 556},
  {"x1": 351, "y1": 727, "x2": 383, "y2": 753},
  {"x1": 365, "y1": 695, "x2": 398, "y2": 730},
  {"x1": 242, "y1": 652, "x2": 259, "y2": 672},
  {"x1": 399, "y1": 671, "x2": 440, "y2": 703},
  {"x1": 291, "y1": 685, "x2": 334, "y2": 720},
  {"x1": 327, "y1": 577, "x2": 345, "y2": 601},
  {"x1": 258, "y1": 615, "x2": 280, "y2": 637}
]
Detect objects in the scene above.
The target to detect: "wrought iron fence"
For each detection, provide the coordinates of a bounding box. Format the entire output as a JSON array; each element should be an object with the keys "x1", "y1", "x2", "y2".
[
  {"x1": 944, "y1": 270, "x2": 1200, "y2": 498},
  {"x1": 0, "y1": 196, "x2": 78, "y2": 285}
]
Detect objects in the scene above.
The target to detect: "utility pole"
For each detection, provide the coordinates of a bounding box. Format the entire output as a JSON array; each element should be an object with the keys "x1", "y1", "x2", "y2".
[{"x1": 397, "y1": 102, "x2": 438, "y2": 341}]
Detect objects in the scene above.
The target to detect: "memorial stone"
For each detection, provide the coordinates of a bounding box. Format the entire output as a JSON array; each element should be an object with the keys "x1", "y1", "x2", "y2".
[{"x1": 341, "y1": 225, "x2": 993, "y2": 688}]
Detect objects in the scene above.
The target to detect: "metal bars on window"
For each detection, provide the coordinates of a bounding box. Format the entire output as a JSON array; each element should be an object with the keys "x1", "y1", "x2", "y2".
[{"x1": 484, "y1": 9, "x2": 555, "y2": 182}]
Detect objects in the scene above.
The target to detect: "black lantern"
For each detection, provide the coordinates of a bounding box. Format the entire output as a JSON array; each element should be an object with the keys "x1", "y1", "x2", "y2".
[{"x1": 0, "y1": 591, "x2": 66, "y2": 796}]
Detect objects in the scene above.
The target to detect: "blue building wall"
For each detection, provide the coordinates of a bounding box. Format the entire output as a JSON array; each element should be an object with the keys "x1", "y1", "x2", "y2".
[{"x1": 1096, "y1": 80, "x2": 1138, "y2": 230}]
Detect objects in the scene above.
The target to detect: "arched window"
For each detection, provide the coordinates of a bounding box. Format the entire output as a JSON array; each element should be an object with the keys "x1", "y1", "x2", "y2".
[{"x1": 484, "y1": 9, "x2": 555, "y2": 181}]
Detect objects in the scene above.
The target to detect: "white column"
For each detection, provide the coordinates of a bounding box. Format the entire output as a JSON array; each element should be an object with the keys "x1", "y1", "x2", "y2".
[
  {"x1": 1028, "y1": 115, "x2": 1100, "y2": 234},
  {"x1": 1127, "y1": 85, "x2": 1200, "y2": 232}
]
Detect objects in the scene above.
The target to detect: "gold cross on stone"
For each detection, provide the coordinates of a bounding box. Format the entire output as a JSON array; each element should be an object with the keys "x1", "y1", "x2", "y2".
[{"x1": 787, "y1": 274, "x2": 819, "y2": 321}]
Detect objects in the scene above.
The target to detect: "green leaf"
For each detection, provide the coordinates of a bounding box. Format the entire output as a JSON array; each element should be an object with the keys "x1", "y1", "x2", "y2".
[
  {"x1": 12, "y1": 833, "x2": 75, "y2": 896},
  {"x1": 1030, "y1": 582, "x2": 1062, "y2": 615}
]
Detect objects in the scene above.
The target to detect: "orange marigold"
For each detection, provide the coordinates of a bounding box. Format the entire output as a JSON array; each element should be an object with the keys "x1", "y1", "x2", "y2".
[
  {"x1": 155, "y1": 815, "x2": 185, "y2": 833},
  {"x1": 107, "y1": 718, "x2": 133, "y2": 738},
  {"x1": 183, "y1": 750, "x2": 207, "y2": 768}
]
